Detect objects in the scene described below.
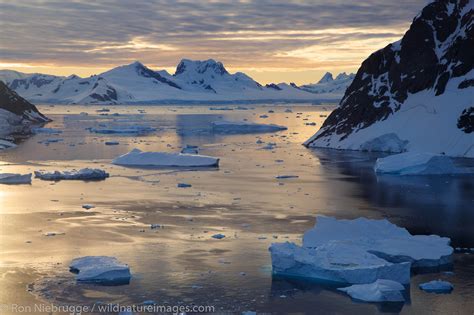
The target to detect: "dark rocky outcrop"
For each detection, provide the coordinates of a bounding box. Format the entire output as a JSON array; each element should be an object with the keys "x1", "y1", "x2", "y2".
[{"x1": 0, "y1": 81, "x2": 49, "y2": 122}]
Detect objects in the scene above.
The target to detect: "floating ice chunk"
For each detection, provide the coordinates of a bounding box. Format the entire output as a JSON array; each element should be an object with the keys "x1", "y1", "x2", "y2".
[
  {"x1": 69, "y1": 256, "x2": 131, "y2": 285},
  {"x1": 211, "y1": 121, "x2": 287, "y2": 134},
  {"x1": 112, "y1": 149, "x2": 219, "y2": 168},
  {"x1": 177, "y1": 183, "x2": 192, "y2": 188},
  {"x1": 419, "y1": 280, "x2": 453, "y2": 293},
  {"x1": 44, "y1": 232, "x2": 65, "y2": 237},
  {"x1": 270, "y1": 216, "x2": 453, "y2": 285},
  {"x1": 374, "y1": 152, "x2": 460, "y2": 175},
  {"x1": 212, "y1": 233, "x2": 225, "y2": 239},
  {"x1": 0, "y1": 173, "x2": 32, "y2": 184},
  {"x1": 303, "y1": 216, "x2": 453, "y2": 268},
  {"x1": 259, "y1": 115, "x2": 269, "y2": 118},
  {"x1": 209, "y1": 107, "x2": 233, "y2": 111},
  {"x1": 181, "y1": 144, "x2": 199, "y2": 154},
  {"x1": 39, "y1": 138, "x2": 63, "y2": 144},
  {"x1": 284, "y1": 109, "x2": 293, "y2": 113},
  {"x1": 360, "y1": 133, "x2": 408, "y2": 153},
  {"x1": 105, "y1": 141, "x2": 120, "y2": 145},
  {"x1": 35, "y1": 168, "x2": 109, "y2": 181},
  {"x1": 275, "y1": 175, "x2": 299, "y2": 179},
  {"x1": 82, "y1": 204, "x2": 95, "y2": 210},
  {"x1": 269, "y1": 241, "x2": 411, "y2": 285},
  {"x1": 0, "y1": 139, "x2": 16, "y2": 150},
  {"x1": 32, "y1": 127, "x2": 62, "y2": 135},
  {"x1": 89, "y1": 126, "x2": 157, "y2": 135},
  {"x1": 338, "y1": 279, "x2": 406, "y2": 302}
]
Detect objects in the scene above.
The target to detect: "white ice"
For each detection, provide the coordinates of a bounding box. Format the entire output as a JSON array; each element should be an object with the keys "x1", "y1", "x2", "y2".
[
  {"x1": 374, "y1": 152, "x2": 461, "y2": 175},
  {"x1": 0, "y1": 173, "x2": 32, "y2": 184},
  {"x1": 419, "y1": 280, "x2": 454, "y2": 293},
  {"x1": 35, "y1": 168, "x2": 109, "y2": 181},
  {"x1": 112, "y1": 149, "x2": 219, "y2": 167},
  {"x1": 69, "y1": 256, "x2": 131, "y2": 285},
  {"x1": 270, "y1": 216, "x2": 453, "y2": 285},
  {"x1": 338, "y1": 279, "x2": 406, "y2": 302},
  {"x1": 0, "y1": 139, "x2": 17, "y2": 150}
]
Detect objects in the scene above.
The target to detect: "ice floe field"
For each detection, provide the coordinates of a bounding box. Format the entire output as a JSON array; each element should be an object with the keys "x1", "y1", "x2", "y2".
[{"x1": 0, "y1": 104, "x2": 473, "y2": 314}]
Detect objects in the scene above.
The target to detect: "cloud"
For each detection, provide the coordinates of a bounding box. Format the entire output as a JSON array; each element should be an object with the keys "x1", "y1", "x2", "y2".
[{"x1": 0, "y1": 0, "x2": 429, "y2": 78}]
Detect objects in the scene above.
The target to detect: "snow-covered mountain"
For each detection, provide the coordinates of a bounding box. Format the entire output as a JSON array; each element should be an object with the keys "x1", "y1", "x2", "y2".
[
  {"x1": 0, "y1": 60, "x2": 339, "y2": 104},
  {"x1": 305, "y1": 0, "x2": 474, "y2": 158},
  {"x1": 300, "y1": 72, "x2": 355, "y2": 97},
  {"x1": 0, "y1": 81, "x2": 49, "y2": 136}
]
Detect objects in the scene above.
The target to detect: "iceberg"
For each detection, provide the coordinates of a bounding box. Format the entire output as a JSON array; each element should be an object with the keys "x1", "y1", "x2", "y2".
[
  {"x1": 0, "y1": 173, "x2": 32, "y2": 184},
  {"x1": 112, "y1": 149, "x2": 219, "y2": 168},
  {"x1": 35, "y1": 168, "x2": 109, "y2": 181},
  {"x1": 270, "y1": 216, "x2": 453, "y2": 285},
  {"x1": 374, "y1": 152, "x2": 460, "y2": 175},
  {"x1": 32, "y1": 127, "x2": 62, "y2": 135},
  {"x1": 181, "y1": 144, "x2": 199, "y2": 154},
  {"x1": 69, "y1": 256, "x2": 131, "y2": 285},
  {"x1": 419, "y1": 280, "x2": 454, "y2": 293},
  {"x1": 211, "y1": 121, "x2": 287, "y2": 134},
  {"x1": 338, "y1": 279, "x2": 406, "y2": 302}
]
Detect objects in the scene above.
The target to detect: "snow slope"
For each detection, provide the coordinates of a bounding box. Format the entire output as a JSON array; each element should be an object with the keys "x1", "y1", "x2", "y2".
[
  {"x1": 0, "y1": 60, "x2": 335, "y2": 104},
  {"x1": 300, "y1": 72, "x2": 355, "y2": 99},
  {"x1": 305, "y1": 0, "x2": 474, "y2": 158}
]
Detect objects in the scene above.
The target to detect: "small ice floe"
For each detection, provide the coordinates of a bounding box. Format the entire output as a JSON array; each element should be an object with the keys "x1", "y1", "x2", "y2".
[
  {"x1": 32, "y1": 127, "x2": 62, "y2": 135},
  {"x1": 360, "y1": 133, "x2": 408, "y2": 153},
  {"x1": 0, "y1": 139, "x2": 16, "y2": 150},
  {"x1": 105, "y1": 141, "x2": 120, "y2": 145},
  {"x1": 0, "y1": 173, "x2": 32, "y2": 184},
  {"x1": 261, "y1": 142, "x2": 277, "y2": 150},
  {"x1": 181, "y1": 144, "x2": 199, "y2": 154},
  {"x1": 284, "y1": 109, "x2": 293, "y2": 113},
  {"x1": 259, "y1": 114, "x2": 269, "y2": 118},
  {"x1": 35, "y1": 168, "x2": 109, "y2": 181},
  {"x1": 275, "y1": 175, "x2": 299, "y2": 179},
  {"x1": 82, "y1": 204, "x2": 95, "y2": 210},
  {"x1": 89, "y1": 126, "x2": 157, "y2": 135},
  {"x1": 44, "y1": 232, "x2": 65, "y2": 237},
  {"x1": 212, "y1": 233, "x2": 225, "y2": 239},
  {"x1": 150, "y1": 224, "x2": 162, "y2": 229},
  {"x1": 209, "y1": 107, "x2": 233, "y2": 111},
  {"x1": 419, "y1": 280, "x2": 454, "y2": 293},
  {"x1": 211, "y1": 121, "x2": 287, "y2": 134},
  {"x1": 305, "y1": 122, "x2": 317, "y2": 126},
  {"x1": 69, "y1": 256, "x2": 131, "y2": 285},
  {"x1": 112, "y1": 149, "x2": 219, "y2": 167},
  {"x1": 38, "y1": 138, "x2": 63, "y2": 145},
  {"x1": 256, "y1": 139, "x2": 264, "y2": 144},
  {"x1": 177, "y1": 183, "x2": 192, "y2": 188},
  {"x1": 338, "y1": 279, "x2": 406, "y2": 302},
  {"x1": 141, "y1": 300, "x2": 156, "y2": 306},
  {"x1": 269, "y1": 216, "x2": 453, "y2": 285},
  {"x1": 374, "y1": 152, "x2": 461, "y2": 175}
]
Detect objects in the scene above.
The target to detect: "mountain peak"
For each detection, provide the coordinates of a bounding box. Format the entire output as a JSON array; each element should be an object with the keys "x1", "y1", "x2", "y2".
[
  {"x1": 318, "y1": 72, "x2": 334, "y2": 83},
  {"x1": 174, "y1": 59, "x2": 229, "y2": 76}
]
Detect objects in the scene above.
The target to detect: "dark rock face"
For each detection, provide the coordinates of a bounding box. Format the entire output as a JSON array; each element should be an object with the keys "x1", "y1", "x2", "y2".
[
  {"x1": 265, "y1": 83, "x2": 282, "y2": 90},
  {"x1": 0, "y1": 81, "x2": 49, "y2": 122},
  {"x1": 135, "y1": 63, "x2": 181, "y2": 89},
  {"x1": 457, "y1": 107, "x2": 474, "y2": 133},
  {"x1": 306, "y1": 0, "x2": 474, "y2": 145}
]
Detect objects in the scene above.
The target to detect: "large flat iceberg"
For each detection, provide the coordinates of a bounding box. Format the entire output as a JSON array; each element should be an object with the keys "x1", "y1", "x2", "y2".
[
  {"x1": 211, "y1": 121, "x2": 287, "y2": 134},
  {"x1": 112, "y1": 149, "x2": 219, "y2": 167},
  {"x1": 338, "y1": 279, "x2": 406, "y2": 302},
  {"x1": 374, "y1": 152, "x2": 460, "y2": 175},
  {"x1": 0, "y1": 173, "x2": 32, "y2": 184},
  {"x1": 269, "y1": 216, "x2": 453, "y2": 285},
  {"x1": 89, "y1": 125, "x2": 157, "y2": 135},
  {"x1": 35, "y1": 168, "x2": 109, "y2": 181},
  {"x1": 69, "y1": 256, "x2": 131, "y2": 285}
]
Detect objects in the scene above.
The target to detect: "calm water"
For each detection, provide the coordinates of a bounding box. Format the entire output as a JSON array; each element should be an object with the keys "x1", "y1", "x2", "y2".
[{"x1": 0, "y1": 104, "x2": 473, "y2": 314}]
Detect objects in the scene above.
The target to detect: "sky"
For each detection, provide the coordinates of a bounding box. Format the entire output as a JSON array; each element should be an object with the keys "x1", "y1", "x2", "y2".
[{"x1": 0, "y1": 0, "x2": 429, "y2": 85}]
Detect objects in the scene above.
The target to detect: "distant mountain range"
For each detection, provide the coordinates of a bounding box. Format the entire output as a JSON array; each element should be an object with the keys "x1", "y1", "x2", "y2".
[{"x1": 0, "y1": 60, "x2": 354, "y2": 105}]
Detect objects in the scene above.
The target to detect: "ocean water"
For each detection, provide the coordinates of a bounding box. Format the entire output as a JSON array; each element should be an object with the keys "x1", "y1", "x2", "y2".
[{"x1": 0, "y1": 104, "x2": 473, "y2": 314}]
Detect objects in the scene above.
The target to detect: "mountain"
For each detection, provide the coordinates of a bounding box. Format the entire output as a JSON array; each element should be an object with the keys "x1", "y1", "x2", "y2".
[
  {"x1": 0, "y1": 60, "x2": 339, "y2": 104},
  {"x1": 305, "y1": 0, "x2": 474, "y2": 158},
  {"x1": 300, "y1": 72, "x2": 355, "y2": 97},
  {"x1": 0, "y1": 81, "x2": 49, "y2": 136}
]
